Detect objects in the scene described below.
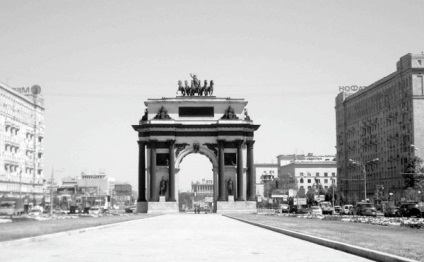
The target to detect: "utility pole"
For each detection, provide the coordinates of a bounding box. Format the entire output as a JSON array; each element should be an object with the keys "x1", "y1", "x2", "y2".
[{"x1": 49, "y1": 167, "x2": 54, "y2": 216}]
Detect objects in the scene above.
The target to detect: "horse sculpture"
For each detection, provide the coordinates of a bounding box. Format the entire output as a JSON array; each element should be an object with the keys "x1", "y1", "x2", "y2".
[
  {"x1": 205, "y1": 80, "x2": 214, "y2": 96},
  {"x1": 177, "y1": 80, "x2": 185, "y2": 96}
]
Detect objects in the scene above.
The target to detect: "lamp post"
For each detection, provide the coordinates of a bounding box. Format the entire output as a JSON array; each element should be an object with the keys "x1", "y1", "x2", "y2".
[
  {"x1": 332, "y1": 178, "x2": 335, "y2": 207},
  {"x1": 349, "y1": 158, "x2": 379, "y2": 202}
]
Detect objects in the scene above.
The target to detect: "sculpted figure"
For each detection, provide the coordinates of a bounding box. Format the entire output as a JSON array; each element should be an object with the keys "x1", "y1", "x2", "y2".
[
  {"x1": 159, "y1": 176, "x2": 168, "y2": 196},
  {"x1": 226, "y1": 178, "x2": 233, "y2": 196}
]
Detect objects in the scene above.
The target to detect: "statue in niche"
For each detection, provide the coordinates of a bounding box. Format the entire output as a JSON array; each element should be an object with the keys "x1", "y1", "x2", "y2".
[
  {"x1": 226, "y1": 178, "x2": 234, "y2": 196},
  {"x1": 159, "y1": 176, "x2": 168, "y2": 196},
  {"x1": 154, "y1": 106, "x2": 171, "y2": 120}
]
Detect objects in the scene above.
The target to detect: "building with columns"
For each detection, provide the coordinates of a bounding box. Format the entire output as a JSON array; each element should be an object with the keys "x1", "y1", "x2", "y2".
[
  {"x1": 0, "y1": 83, "x2": 45, "y2": 204},
  {"x1": 336, "y1": 53, "x2": 424, "y2": 203},
  {"x1": 132, "y1": 85, "x2": 260, "y2": 214}
]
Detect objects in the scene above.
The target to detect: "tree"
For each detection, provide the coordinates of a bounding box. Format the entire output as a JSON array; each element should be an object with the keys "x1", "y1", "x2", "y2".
[
  {"x1": 263, "y1": 179, "x2": 278, "y2": 198},
  {"x1": 403, "y1": 156, "x2": 424, "y2": 189}
]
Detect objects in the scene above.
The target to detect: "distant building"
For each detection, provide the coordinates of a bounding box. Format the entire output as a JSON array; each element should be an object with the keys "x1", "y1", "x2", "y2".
[
  {"x1": 255, "y1": 163, "x2": 278, "y2": 199},
  {"x1": 191, "y1": 178, "x2": 213, "y2": 195},
  {"x1": 278, "y1": 159, "x2": 337, "y2": 193},
  {"x1": 114, "y1": 183, "x2": 132, "y2": 206},
  {"x1": 0, "y1": 83, "x2": 45, "y2": 204},
  {"x1": 256, "y1": 154, "x2": 336, "y2": 199},
  {"x1": 77, "y1": 170, "x2": 115, "y2": 196},
  {"x1": 335, "y1": 53, "x2": 424, "y2": 203}
]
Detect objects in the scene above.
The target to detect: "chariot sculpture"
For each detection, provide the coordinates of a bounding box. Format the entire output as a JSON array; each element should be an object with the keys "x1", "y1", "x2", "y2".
[{"x1": 177, "y1": 74, "x2": 214, "y2": 96}]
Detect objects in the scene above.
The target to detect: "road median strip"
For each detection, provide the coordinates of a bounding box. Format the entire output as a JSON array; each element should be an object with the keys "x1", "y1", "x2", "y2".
[{"x1": 224, "y1": 215, "x2": 418, "y2": 262}]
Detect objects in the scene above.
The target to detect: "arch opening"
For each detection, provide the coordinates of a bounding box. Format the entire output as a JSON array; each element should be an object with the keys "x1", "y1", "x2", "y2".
[{"x1": 177, "y1": 151, "x2": 216, "y2": 213}]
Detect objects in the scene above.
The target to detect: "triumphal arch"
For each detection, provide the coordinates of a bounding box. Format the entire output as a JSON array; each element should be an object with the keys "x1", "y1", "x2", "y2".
[{"x1": 132, "y1": 75, "x2": 260, "y2": 213}]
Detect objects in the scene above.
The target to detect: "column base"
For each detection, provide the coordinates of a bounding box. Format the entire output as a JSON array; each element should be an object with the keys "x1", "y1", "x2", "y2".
[
  {"x1": 216, "y1": 201, "x2": 257, "y2": 214},
  {"x1": 147, "y1": 201, "x2": 179, "y2": 214},
  {"x1": 135, "y1": 201, "x2": 148, "y2": 213}
]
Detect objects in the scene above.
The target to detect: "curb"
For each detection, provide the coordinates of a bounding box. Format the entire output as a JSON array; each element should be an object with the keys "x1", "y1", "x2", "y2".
[
  {"x1": 0, "y1": 215, "x2": 160, "y2": 247},
  {"x1": 224, "y1": 215, "x2": 418, "y2": 262}
]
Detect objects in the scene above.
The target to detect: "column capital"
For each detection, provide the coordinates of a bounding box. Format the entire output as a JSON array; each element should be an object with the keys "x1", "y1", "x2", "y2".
[
  {"x1": 168, "y1": 140, "x2": 176, "y2": 147},
  {"x1": 137, "y1": 141, "x2": 146, "y2": 146},
  {"x1": 147, "y1": 140, "x2": 157, "y2": 148},
  {"x1": 235, "y1": 140, "x2": 245, "y2": 148},
  {"x1": 217, "y1": 140, "x2": 226, "y2": 148},
  {"x1": 246, "y1": 140, "x2": 255, "y2": 149}
]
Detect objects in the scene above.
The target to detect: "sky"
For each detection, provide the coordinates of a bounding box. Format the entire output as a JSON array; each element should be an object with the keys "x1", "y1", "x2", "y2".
[{"x1": 1, "y1": 0, "x2": 424, "y2": 191}]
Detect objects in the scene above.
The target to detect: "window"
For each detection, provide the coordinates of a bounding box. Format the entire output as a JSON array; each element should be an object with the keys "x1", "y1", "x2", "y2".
[
  {"x1": 324, "y1": 172, "x2": 328, "y2": 177},
  {"x1": 307, "y1": 179, "x2": 311, "y2": 183},
  {"x1": 324, "y1": 179, "x2": 328, "y2": 183},
  {"x1": 300, "y1": 172, "x2": 304, "y2": 176},
  {"x1": 300, "y1": 178, "x2": 304, "y2": 183},
  {"x1": 316, "y1": 172, "x2": 320, "y2": 177},
  {"x1": 332, "y1": 172, "x2": 336, "y2": 177}
]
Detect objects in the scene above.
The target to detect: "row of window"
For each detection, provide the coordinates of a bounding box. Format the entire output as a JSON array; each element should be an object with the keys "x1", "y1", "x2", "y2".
[
  {"x1": 299, "y1": 178, "x2": 335, "y2": 184},
  {"x1": 299, "y1": 172, "x2": 335, "y2": 177}
]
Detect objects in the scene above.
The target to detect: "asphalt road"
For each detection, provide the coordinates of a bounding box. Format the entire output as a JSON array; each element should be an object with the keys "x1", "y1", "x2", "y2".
[{"x1": 0, "y1": 214, "x2": 373, "y2": 262}]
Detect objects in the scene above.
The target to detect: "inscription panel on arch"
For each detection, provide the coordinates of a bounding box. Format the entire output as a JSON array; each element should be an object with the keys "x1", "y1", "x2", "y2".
[{"x1": 179, "y1": 107, "x2": 214, "y2": 117}]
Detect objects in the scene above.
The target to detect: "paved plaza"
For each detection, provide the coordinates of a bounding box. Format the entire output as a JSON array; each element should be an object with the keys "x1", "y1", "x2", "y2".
[{"x1": 0, "y1": 214, "x2": 373, "y2": 262}]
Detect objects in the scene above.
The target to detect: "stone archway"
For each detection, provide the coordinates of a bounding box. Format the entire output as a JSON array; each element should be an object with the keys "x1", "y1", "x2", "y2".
[
  {"x1": 132, "y1": 94, "x2": 260, "y2": 214},
  {"x1": 176, "y1": 146, "x2": 217, "y2": 212}
]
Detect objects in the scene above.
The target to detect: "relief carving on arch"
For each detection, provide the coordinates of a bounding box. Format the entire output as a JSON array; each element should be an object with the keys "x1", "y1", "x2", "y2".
[
  {"x1": 175, "y1": 143, "x2": 189, "y2": 157},
  {"x1": 203, "y1": 143, "x2": 218, "y2": 157}
]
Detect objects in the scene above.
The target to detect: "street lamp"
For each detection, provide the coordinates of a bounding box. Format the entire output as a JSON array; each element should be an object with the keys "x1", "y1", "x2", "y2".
[{"x1": 349, "y1": 158, "x2": 379, "y2": 202}]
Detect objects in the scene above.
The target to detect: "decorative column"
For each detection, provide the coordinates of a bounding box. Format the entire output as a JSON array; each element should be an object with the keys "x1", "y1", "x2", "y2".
[
  {"x1": 168, "y1": 140, "x2": 176, "y2": 201},
  {"x1": 246, "y1": 140, "x2": 256, "y2": 201},
  {"x1": 149, "y1": 140, "x2": 157, "y2": 201},
  {"x1": 137, "y1": 141, "x2": 146, "y2": 202},
  {"x1": 218, "y1": 140, "x2": 226, "y2": 201},
  {"x1": 236, "y1": 140, "x2": 245, "y2": 201}
]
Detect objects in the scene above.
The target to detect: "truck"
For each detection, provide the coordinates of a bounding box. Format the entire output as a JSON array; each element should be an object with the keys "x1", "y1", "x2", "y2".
[
  {"x1": 319, "y1": 201, "x2": 334, "y2": 215},
  {"x1": 0, "y1": 197, "x2": 24, "y2": 216}
]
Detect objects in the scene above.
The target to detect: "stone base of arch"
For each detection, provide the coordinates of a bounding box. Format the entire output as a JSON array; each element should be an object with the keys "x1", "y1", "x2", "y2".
[
  {"x1": 216, "y1": 201, "x2": 257, "y2": 214},
  {"x1": 136, "y1": 201, "x2": 179, "y2": 214}
]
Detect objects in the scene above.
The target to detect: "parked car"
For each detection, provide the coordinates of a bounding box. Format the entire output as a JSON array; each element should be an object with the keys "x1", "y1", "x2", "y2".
[
  {"x1": 341, "y1": 204, "x2": 354, "y2": 215},
  {"x1": 334, "y1": 206, "x2": 341, "y2": 214},
  {"x1": 398, "y1": 203, "x2": 422, "y2": 218},
  {"x1": 279, "y1": 204, "x2": 290, "y2": 213},
  {"x1": 319, "y1": 202, "x2": 334, "y2": 215},
  {"x1": 89, "y1": 207, "x2": 103, "y2": 216},
  {"x1": 53, "y1": 208, "x2": 66, "y2": 215},
  {"x1": 308, "y1": 206, "x2": 323, "y2": 215},
  {"x1": 354, "y1": 203, "x2": 377, "y2": 217},
  {"x1": 125, "y1": 206, "x2": 136, "y2": 213},
  {"x1": 384, "y1": 206, "x2": 399, "y2": 217},
  {"x1": 28, "y1": 208, "x2": 43, "y2": 217}
]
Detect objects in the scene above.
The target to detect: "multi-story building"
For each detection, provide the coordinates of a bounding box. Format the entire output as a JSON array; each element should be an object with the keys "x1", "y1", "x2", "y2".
[
  {"x1": 191, "y1": 179, "x2": 213, "y2": 195},
  {"x1": 278, "y1": 160, "x2": 337, "y2": 194},
  {"x1": 0, "y1": 83, "x2": 45, "y2": 204},
  {"x1": 77, "y1": 170, "x2": 115, "y2": 196},
  {"x1": 114, "y1": 183, "x2": 133, "y2": 206},
  {"x1": 256, "y1": 154, "x2": 336, "y2": 198},
  {"x1": 335, "y1": 53, "x2": 424, "y2": 203}
]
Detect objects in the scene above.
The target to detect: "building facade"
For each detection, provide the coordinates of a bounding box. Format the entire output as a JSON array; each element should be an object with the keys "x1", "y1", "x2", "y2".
[
  {"x1": 0, "y1": 83, "x2": 45, "y2": 204},
  {"x1": 278, "y1": 160, "x2": 337, "y2": 194},
  {"x1": 335, "y1": 53, "x2": 424, "y2": 203},
  {"x1": 77, "y1": 171, "x2": 115, "y2": 196},
  {"x1": 114, "y1": 183, "x2": 133, "y2": 206},
  {"x1": 191, "y1": 179, "x2": 213, "y2": 195}
]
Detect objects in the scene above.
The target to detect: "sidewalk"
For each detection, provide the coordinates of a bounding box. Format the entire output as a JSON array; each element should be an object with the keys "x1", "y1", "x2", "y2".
[{"x1": 0, "y1": 214, "x2": 373, "y2": 262}]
